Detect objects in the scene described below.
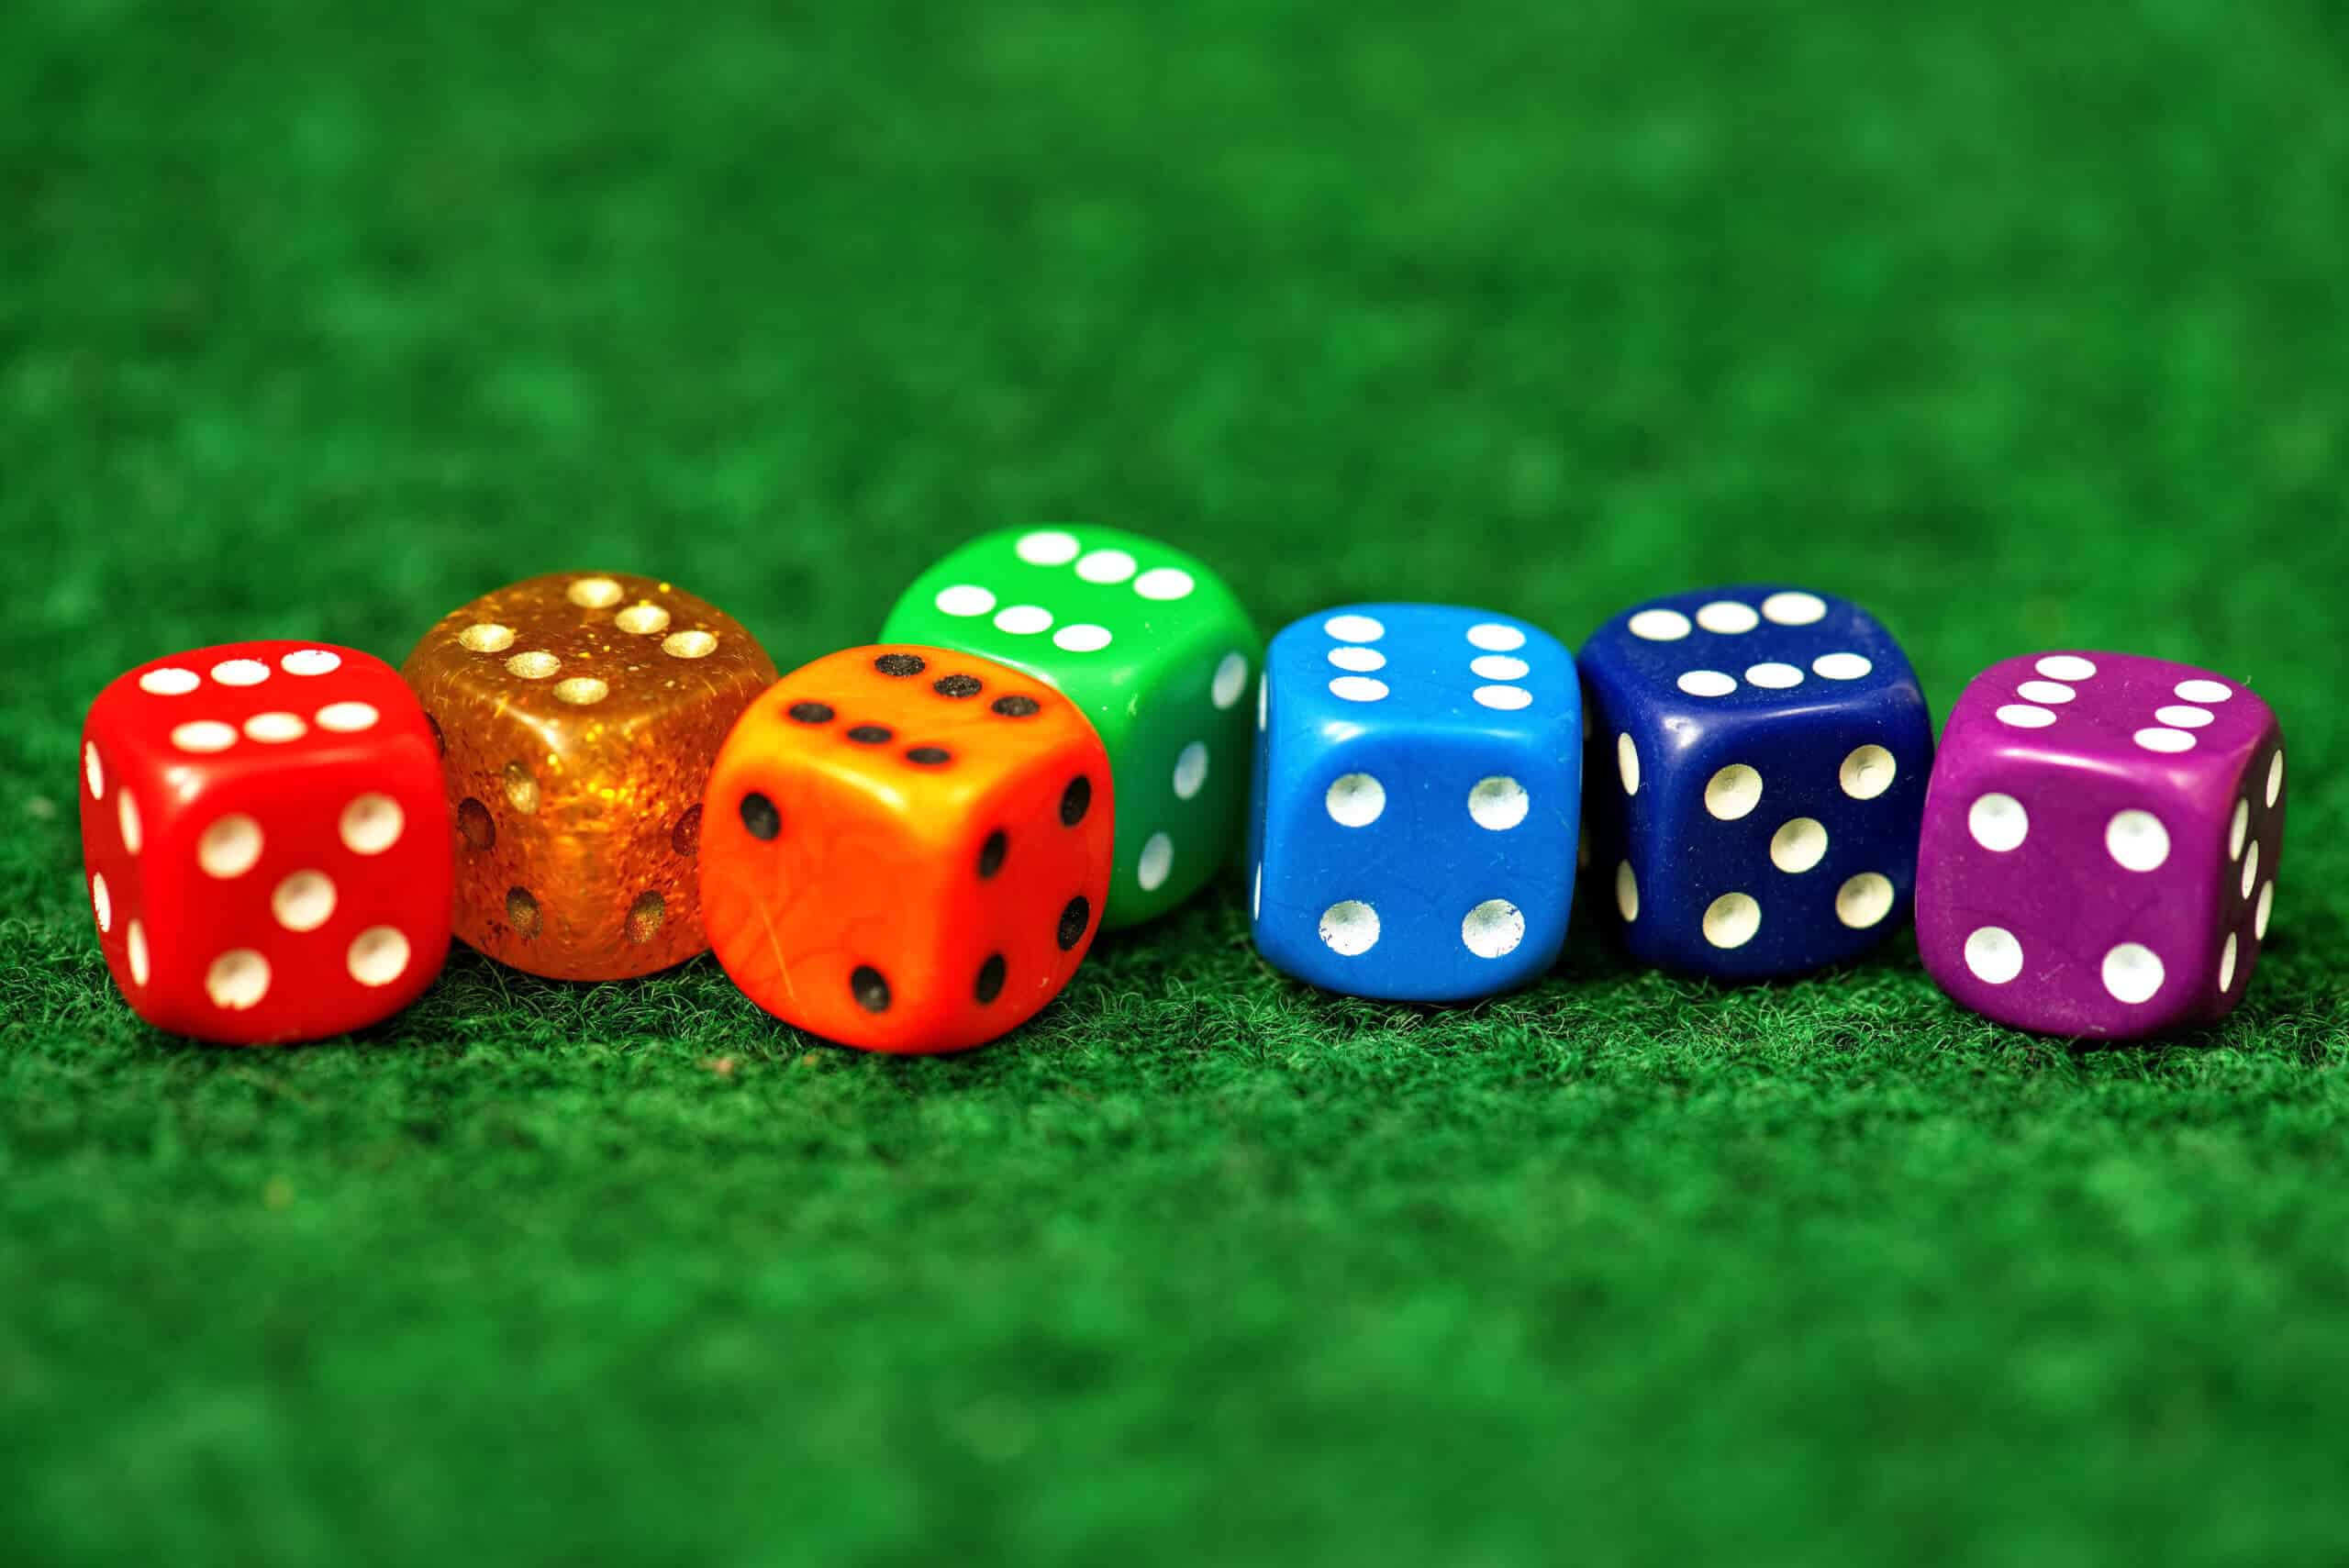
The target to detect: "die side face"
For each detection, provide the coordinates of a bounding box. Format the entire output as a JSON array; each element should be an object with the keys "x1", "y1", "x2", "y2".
[
  {"x1": 401, "y1": 572, "x2": 777, "y2": 981},
  {"x1": 699, "y1": 647, "x2": 1112, "y2": 1053},
  {"x1": 1580, "y1": 586, "x2": 1932, "y2": 978},
  {"x1": 882, "y1": 527, "x2": 1263, "y2": 929},
  {"x1": 1250, "y1": 605, "x2": 1581, "y2": 1002},
  {"x1": 79, "y1": 641, "x2": 452, "y2": 1044},
  {"x1": 1915, "y1": 652, "x2": 2286, "y2": 1039}
]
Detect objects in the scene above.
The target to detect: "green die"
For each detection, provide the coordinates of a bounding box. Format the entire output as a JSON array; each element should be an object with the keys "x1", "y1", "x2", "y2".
[{"x1": 882, "y1": 526, "x2": 1262, "y2": 929}]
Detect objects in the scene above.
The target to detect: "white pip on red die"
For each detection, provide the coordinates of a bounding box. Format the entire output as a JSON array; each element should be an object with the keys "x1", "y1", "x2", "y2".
[{"x1": 78, "y1": 641, "x2": 452, "y2": 1044}]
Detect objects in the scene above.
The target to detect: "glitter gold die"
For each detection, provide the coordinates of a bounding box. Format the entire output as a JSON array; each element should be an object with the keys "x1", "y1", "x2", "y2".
[{"x1": 403, "y1": 572, "x2": 777, "y2": 980}]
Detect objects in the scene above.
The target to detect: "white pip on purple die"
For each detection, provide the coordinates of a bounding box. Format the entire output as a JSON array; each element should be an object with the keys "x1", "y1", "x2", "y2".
[
  {"x1": 1914, "y1": 652, "x2": 2285, "y2": 1040},
  {"x1": 1579, "y1": 586, "x2": 1932, "y2": 979},
  {"x1": 1247, "y1": 605, "x2": 1581, "y2": 1002}
]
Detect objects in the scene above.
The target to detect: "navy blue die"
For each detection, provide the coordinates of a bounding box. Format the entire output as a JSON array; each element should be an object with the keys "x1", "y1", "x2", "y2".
[
  {"x1": 1580, "y1": 586, "x2": 1932, "y2": 980},
  {"x1": 1248, "y1": 604, "x2": 1582, "y2": 1002}
]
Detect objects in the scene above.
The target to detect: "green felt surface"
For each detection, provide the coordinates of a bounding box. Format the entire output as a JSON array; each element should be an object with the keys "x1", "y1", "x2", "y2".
[{"x1": 4, "y1": 1, "x2": 2346, "y2": 1562}]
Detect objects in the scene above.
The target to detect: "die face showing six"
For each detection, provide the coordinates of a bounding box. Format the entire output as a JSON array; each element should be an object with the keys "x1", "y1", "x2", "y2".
[
  {"x1": 699, "y1": 646, "x2": 1113, "y2": 1053},
  {"x1": 881, "y1": 527, "x2": 1262, "y2": 929},
  {"x1": 1915, "y1": 652, "x2": 2285, "y2": 1040},
  {"x1": 79, "y1": 642, "x2": 452, "y2": 1044},
  {"x1": 1248, "y1": 605, "x2": 1581, "y2": 1002},
  {"x1": 402, "y1": 572, "x2": 777, "y2": 981},
  {"x1": 1580, "y1": 586, "x2": 1932, "y2": 979}
]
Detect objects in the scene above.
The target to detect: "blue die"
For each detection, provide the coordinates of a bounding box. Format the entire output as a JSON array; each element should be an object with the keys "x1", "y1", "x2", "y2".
[
  {"x1": 1248, "y1": 604, "x2": 1582, "y2": 1001},
  {"x1": 1580, "y1": 586, "x2": 1933, "y2": 980}
]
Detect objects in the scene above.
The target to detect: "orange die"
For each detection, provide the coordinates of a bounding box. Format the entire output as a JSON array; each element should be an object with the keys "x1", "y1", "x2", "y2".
[{"x1": 700, "y1": 646, "x2": 1112, "y2": 1052}]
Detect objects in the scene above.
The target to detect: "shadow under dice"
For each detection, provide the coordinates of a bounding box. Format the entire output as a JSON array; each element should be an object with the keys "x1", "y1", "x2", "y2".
[
  {"x1": 403, "y1": 572, "x2": 777, "y2": 981},
  {"x1": 1915, "y1": 653, "x2": 2285, "y2": 1040},
  {"x1": 1249, "y1": 606, "x2": 1581, "y2": 1002},
  {"x1": 1581, "y1": 587, "x2": 1932, "y2": 980},
  {"x1": 698, "y1": 646, "x2": 1113, "y2": 1053},
  {"x1": 78, "y1": 641, "x2": 451, "y2": 1044},
  {"x1": 882, "y1": 526, "x2": 1261, "y2": 929}
]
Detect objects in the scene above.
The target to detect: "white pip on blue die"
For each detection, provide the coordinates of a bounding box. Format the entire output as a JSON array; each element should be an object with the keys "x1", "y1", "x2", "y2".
[
  {"x1": 1247, "y1": 604, "x2": 1582, "y2": 1002},
  {"x1": 1580, "y1": 585, "x2": 1932, "y2": 981}
]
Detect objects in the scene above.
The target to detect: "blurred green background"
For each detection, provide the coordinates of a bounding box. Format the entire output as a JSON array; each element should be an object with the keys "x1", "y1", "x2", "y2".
[{"x1": 4, "y1": 1, "x2": 2345, "y2": 1562}]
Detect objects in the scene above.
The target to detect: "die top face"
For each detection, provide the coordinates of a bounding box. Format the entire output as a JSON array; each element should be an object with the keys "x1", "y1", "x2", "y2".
[
  {"x1": 401, "y1": 572, "x2": 778, "y2": 981},
  {"x1": 699, "y1": 646, "x2": 1112, "y2": 1052},
  {"x1": 1266, "y1": 603, "x2": 1579, "y2": 748},
  {"x1": 403, "y1": 572, "x2": 776, "y2": 747},
  {"x1": 1583, "y1": 585, "x2": 1919, "y2": 721},
  {"x1": 1917, "y1": 652, "x2": 2285, "y2": 1038},
  {"x1": 882, "y1": 527, "x2": 1260, "y2": 740},
  {"x1": 80, "y1": 641, "x2": 451, "y2": 1043},
  {"x1": 725, "y1": 646, "x2": 1109, "y2": 829},
  {"x1": 1252, "y1": 604, "x2": 1580, "y2": 1002},
  {"x1": 86, "y1": 639, "x2": 434, "y2": 784},
  {"x1": 1940, "y1": 652, "x2": 2277, "y2": 792}
]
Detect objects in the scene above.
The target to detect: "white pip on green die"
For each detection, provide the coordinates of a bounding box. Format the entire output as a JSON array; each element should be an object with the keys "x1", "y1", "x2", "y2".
[{"x1": 881, "y1": 527, "x2": 1262, "y2": 928}]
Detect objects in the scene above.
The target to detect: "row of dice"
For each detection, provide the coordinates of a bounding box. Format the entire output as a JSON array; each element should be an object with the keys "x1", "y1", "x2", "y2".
[
  {"x1": 76, "y1": 532, "x2": 2285, "y2": 1051},
  {"x1": 1247, "y1": 587, "x2": 2287, "y2": 1042},
  {"x1": 77, "y1": 529, "x2": 1259, "y2": 1050}
]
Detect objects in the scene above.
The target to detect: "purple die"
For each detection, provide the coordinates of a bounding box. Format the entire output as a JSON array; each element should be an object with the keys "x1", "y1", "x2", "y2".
[{"x1": 1915, "y1": 652, "x2": 2287, "y2": 1040}]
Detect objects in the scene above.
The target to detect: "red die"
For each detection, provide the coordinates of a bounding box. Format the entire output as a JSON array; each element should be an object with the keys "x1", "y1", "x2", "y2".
[{"x1": 78, "y1": 641, "x2": 453, "y2": 1044}]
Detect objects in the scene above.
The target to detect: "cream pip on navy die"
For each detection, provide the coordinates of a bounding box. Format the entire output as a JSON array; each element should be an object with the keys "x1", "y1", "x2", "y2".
[{"x1": 1580, "y1": 585, "x2": 1932, "y2": 979}]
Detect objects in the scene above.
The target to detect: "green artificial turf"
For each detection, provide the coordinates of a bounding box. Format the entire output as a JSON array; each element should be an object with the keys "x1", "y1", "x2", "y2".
[{"x1": 5, "y1": 1, "x2": 2347, "y2": 1562}]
